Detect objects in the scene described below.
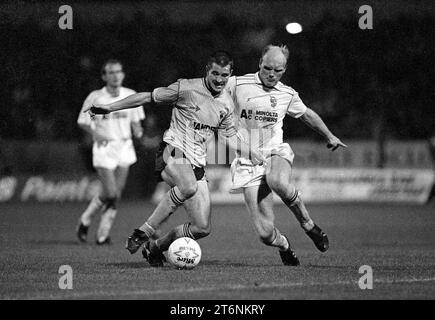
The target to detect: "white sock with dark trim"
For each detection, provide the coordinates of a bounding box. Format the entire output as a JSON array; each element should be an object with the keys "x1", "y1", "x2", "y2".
[
  {"x1": 97, "y1": 208, "x2": 117, "y2": 242},
  {"x1": 270, "y1": 228, "x2": 289, "y2": 251},
  {"x1": 139, "y1": 222, "x2": 156, "y2": 238},
  {"x1": 145, "y1": 187, "x2": 187, "y2": 230},
  {"x1": 80, "y1": 195, "x2": 104, "y2": 226},
  {"x1": 301, "y1": 219, "x2": 315, "y2": 232}
]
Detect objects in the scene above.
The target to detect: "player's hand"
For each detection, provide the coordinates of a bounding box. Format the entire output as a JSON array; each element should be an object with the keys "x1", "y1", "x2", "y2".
[
  {"x1": 326, "y1": 136, "x2": 347, "y2": 151},
  {"x1": 133, "y1": 130, "x2": 144, "y2": 139},
  {"x1": 131, "y1": 123, "x2": 144, "y2": 139},
  {"x1": 83, "y1": 104, "x2": 111, "y2": 118}
]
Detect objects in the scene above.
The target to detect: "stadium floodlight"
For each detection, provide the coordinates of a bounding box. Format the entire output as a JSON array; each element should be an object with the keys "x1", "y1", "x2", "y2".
[{"x1": 285, "y1": 22, "x2": 302, "y2": 34}]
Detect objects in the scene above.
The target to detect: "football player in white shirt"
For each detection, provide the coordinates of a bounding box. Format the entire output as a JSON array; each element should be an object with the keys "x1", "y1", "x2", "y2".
[
  {"x1": 85, "y1": 52, "x2": 264, "y2": 266},
  {"x1": 76, "y1": 60, "x2": 145, "y2": 245},
  {"x1": 226, "y1": 45, "x2": 347, "y2": 265}
]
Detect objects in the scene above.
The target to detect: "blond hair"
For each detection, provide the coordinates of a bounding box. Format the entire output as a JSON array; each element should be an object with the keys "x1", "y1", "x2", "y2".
[{"x1": 260, "y1": 44, "x2": 289, "y2": 65}]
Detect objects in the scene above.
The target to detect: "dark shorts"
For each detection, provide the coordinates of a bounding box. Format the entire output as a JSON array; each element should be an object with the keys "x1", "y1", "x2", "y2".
[{"x1": 154, "y1": 141, "x2": 205, "y2": 182}]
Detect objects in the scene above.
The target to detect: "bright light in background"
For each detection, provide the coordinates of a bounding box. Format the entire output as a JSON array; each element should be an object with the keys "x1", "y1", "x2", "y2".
[{"x1": 285, "y1": 22, "x2": 302, "y2": 34}]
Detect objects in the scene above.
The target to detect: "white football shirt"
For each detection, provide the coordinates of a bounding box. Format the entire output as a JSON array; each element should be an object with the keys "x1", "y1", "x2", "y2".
[
  {"x1": 77, "y1": 86, "x2": 145, "y2": 141},
  {"x1": 226, "y1": 72, "x2": 307, "y2": 152}
]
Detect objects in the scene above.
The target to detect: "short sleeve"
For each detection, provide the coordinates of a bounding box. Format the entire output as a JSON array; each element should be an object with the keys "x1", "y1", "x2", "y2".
[
  {"x1": 286, "y1": 92, "x2": 307, "y2": 118},
  {"x1": 152, "y1": 81, "x2": 180, "y2": 105},
  {"x1": 77, "y1": 91, "x2": 96, "y2": 126}
]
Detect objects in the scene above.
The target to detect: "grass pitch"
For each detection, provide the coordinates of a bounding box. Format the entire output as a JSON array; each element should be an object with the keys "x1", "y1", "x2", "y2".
[{"x1": 0, "y1": 201, "x2": 434, "y2": 299}]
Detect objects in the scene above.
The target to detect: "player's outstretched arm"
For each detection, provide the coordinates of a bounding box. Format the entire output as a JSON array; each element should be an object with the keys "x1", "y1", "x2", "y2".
[
  {"x1": 83, "y1": 92, "x2": 152, "y2": 114},
  {"x1": 300, "y1": 107, "x2": 347, "y2": 151}
]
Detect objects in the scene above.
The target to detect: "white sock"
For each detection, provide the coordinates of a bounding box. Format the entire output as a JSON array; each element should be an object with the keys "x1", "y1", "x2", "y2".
[
  {"x1": 80, "y1": 196, "x2": 104, "y2": 226},
  {"x1": 139, "y1": 222, "x2": 156, "y2": 238},
  {"x1": 301, "y1": 219, "x2": 315, "y2": 232},
  {"x1": 146, "y1": 187, "x2": 187, "y2": 228},
  {"x1": 270, "y1": 228, "x2": 289, "y2": 251},
  {"x1": 97, "y1": 208, "x2": 117, "y2": 242}
]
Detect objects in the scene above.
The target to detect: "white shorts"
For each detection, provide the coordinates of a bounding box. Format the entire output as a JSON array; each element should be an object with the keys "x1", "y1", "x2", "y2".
[
  {"x1": 92, "y1": 139, "x2": 137, "y2": 170},
  {"x1": 230, "y1": 143, "x2": 294, "y2": 193}
]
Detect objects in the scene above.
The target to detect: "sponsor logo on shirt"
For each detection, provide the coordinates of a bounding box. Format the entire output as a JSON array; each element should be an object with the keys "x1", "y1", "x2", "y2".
[
  {"x1": 191, "y1": 121, "x2": 219, "y2": 132},
  {"x1": 239, "y1": 109, "x2": 278, "y2": 123}
]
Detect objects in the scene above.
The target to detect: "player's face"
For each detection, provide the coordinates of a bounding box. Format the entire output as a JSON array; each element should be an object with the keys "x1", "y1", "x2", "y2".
[
  {"x1": 206, "y1": 62, "x2": 232, "y2": 93},
  {"x1": 259, "y1": 54, "x2": 287, "y2": 88},
  {"x1": 102, "y1": 63, "x2": 125, "y2": 88}
]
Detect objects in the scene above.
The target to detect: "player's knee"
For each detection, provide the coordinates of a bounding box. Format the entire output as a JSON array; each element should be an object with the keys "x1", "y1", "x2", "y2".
[
  {"x1": 268, "y1": 176, "x2": 294, "y2": 199},
  {"x1": 267, "y1": 175, "x2": 284, "y2": 192},
  {"x1": 179, "y1": 182, "x2": 198, "y2": 199},
  {"x1": 102, "y1": 186, "x2": 118, "y2": 199}
]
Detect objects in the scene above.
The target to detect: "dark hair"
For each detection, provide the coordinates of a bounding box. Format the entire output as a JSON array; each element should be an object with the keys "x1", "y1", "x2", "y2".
[
  {"x1": 101, "y1": 59, "x2": 123, "y2": 75},
  {"x1": 207, "y1": 50, "x2": 234, "y2": 70}
]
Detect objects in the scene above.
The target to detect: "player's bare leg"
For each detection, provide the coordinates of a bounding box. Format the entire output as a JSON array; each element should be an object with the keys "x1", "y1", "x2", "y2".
[
  {"x1": 76, "y1": 166, "x2": 117, "y2": 243},
  {"x1": 94, "y1": 165, "x2": 129, "y2": 244},
  {"x1": 143, "y1": 158, "x2": 198, "y2": 229},
  {"x1": 93, "y1": 167, "x2": 121, "y2": 245},
  {"x1": 76, "y1": 195, "x2": 105, "y2": 242},
  {"x1": 155, "y1": 180, "x2": 211, "y2": 251},
  {"x1": 126, "y1": 155, "x2": 198, "y2": 254},
  {"x1": 144, "y1": 180, "x2": 211, "y2": 267},
  {"x1": 243, "y1": 184, "x2": 300, "y2": 266},
  {"x1": 266, "y1": 155, "x2": 329, "y2": 252}
]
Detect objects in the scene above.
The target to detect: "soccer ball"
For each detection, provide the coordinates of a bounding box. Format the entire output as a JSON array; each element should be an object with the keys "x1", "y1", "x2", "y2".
[{"x1": 167, "y1": 237, "x2": 202, "y2": 269}]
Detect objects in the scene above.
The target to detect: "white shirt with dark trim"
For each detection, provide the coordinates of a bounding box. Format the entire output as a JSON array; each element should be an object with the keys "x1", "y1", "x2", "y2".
[
  {"x1": 226, "y1": 72, "x2": 307, "y2": 151},
  {"x1": 78, "y1": 86, "x2": 145, "y2": 141},
  {"x1": 152, "y1": 78, "x2": 236, "y2": 168}
]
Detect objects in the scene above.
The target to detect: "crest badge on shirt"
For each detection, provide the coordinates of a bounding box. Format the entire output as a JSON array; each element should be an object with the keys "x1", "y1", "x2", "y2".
[
  {"x1": 270, "y1": 96, "x2": 277, "y2": 108},
  {"x1": 187, "y1": 104, "x2": 201, "y2": 112}
]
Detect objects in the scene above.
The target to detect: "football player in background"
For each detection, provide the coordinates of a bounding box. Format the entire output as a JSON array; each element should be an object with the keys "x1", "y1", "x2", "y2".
[
  {"x1": 226, "y1": 44, "x2": 347, "y2": 265},
  {"x1": 85, "y1": 51, "x2": 264, "y2": 266},
  {"x1": 76, "y1": 59, "x2": 145, "y2": 245}
]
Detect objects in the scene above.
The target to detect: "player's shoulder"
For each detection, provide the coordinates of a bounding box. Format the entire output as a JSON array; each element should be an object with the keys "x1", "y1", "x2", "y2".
[
  {"x1": 275, "y1": 81, "x2": 297, "y2": 96},
  {"x1": 83, "y1": 88, "x2": 102, "y2": 104},
  {"x1": 178, "y1": 78, "x2": 206, "y2": 91},
  {"x1": 121, "y1": 86, "x2": 136, "y2": 95},
  {"x1": 178, "y1": 77, "x2": 201, "y2": 85},
  {"x1": 87, "y1": 87, "x2": 104, "y2": 98},
  {"x1": 235, "y1": 73, "x2": 257, "y2": 85}
]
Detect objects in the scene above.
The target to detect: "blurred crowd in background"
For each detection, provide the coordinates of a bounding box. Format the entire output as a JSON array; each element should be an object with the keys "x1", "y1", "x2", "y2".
[
  {"x1": 0, "y1": 1, "x2": 433, "y2": 203},
  {"x1": 1, "y1": 1, "x2": 433, "y2": 145}
]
